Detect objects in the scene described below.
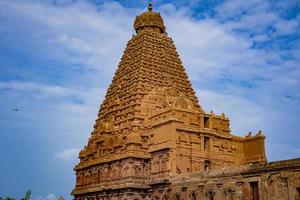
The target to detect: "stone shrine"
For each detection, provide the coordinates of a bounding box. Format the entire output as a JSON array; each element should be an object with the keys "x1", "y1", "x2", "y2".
[{"x1": 72, "y1": 4, "x2": 300, "y2": 200}]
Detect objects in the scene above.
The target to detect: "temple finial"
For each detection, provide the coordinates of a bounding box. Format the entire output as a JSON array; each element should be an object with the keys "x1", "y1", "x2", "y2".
[{"x1": 148, "y1": 1, "x2": 153, "y2": 11}]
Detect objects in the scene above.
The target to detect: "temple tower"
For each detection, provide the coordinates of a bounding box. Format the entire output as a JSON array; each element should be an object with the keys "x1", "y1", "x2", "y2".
[{"x1": 72, "y1": 4, "x2": 267, "y2": 200}]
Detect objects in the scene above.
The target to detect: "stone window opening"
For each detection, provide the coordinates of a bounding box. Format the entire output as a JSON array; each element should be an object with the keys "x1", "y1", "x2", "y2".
[
  {"x1": 204, "y1": 136, "x2": 210, "y2": 151},
  {"x1": 297, "y1": 187, "x2": 300, "y2": 199},
  {"x1": 204, "y1": 160, "x2": 211, "y2": 171},
  {"x1": 204, "y1": 116, "x2": 210, "y2": 128},
  {"x1": 191, "y1": 192, "x2": 196, "y2": 200},
  {"x1": 208, "y1": 191, "x2": 214, "y2": 200},
  {"x1": 250, "y1": 181, "x2": 259, "y2": 200},
  {"x1": 228, "y1": 190, "x2": 234, "y2": 200}
]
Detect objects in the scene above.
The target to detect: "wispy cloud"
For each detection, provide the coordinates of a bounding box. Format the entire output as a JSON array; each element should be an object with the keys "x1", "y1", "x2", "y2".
[
  {"x1": 32, "y1": 193, "x2": 57, "y2": 200},
  {"x1": 54, "y1": 148, "x2": 80, "y2": 161},
  {"x1": 0, "y1": 81, "x2": 66, "y2": 98}
]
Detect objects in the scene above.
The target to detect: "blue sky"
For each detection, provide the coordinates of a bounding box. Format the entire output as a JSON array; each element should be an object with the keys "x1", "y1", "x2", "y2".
[{"x1": 0, "y1": 0, "x2": 299, "y2": 199}]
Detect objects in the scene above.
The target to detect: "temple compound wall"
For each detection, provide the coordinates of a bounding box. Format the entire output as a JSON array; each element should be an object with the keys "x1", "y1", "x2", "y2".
[
  {"x1": 72, "y1": 4, "x2": 300, "y2": 200},
  {"x1": 73, "y1": 158, "x2": 300, "y2": 200},
  {"x1": 151, "y1": 158, "x2": 300, "y2": 200}
]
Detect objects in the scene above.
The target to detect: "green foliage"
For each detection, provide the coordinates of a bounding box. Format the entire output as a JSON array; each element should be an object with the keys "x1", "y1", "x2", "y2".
[
  {"x1": 0, "y1": 190, "x2": 31, "y2": 200},
  {"x1": 6, "y1": 197, "x2": 14, "y2": 200},
  {"x1": 21, "y1": 190, "x2": 31, "y2": 200},
  {"x1": 0, "y1": 197, "x2": 15, "y2": 200}
]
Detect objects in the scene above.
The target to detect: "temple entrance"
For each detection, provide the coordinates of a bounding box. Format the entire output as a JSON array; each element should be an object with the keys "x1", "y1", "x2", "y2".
[
  {"x1": 250, "y1": 182, "x2": 259, "y2": 200},
  {"x1": 208, "y1": 191, "x2": 214, "y2": 200}
]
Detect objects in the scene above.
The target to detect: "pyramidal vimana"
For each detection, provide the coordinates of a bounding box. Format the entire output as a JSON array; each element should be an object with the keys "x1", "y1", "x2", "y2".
[{"x1": 72, "y1": 4, "x2": 300, "y2": 200}]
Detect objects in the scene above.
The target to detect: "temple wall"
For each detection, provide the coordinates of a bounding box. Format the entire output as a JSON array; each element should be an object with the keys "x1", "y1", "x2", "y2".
[
  {"x1": 243, "y1": 136, "x2": 267, "y2": 164},
  {"x1": 74, "y1": 159, "x2": 300, "y2": 200},
  {"x1": 149, "y1": 159, "x2": 300, "y2": 200}
]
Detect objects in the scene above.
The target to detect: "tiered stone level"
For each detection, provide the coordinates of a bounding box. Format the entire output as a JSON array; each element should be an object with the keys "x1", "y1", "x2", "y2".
[{"x1": 72, "y1": 4, "x2": 300, "y2": 200}]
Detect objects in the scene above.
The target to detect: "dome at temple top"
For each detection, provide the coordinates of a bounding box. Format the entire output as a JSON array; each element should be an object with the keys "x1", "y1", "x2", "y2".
[{"x1": 134, "y1": 3, "x2": 166, "y2": 34}]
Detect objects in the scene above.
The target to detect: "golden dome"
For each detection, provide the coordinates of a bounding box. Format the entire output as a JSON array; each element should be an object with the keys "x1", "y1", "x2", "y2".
[{"x1": 134, "y1": 3, "x2": 166, "y2": 34}]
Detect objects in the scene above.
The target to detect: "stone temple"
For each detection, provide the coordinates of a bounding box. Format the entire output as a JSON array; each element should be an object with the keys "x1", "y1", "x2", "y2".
[{"x1": 72, "y1": 4, "x2": 300, "y2": 200}]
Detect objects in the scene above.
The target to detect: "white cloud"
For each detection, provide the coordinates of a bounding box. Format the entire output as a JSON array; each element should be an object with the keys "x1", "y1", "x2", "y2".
[
  {"x1": 0, "y1": 0, "x2": 135, "y2": 75},
  {"x1": 215, "y1": 0, "x2": 300, "y2": 37},
  {"x1": 274, "y1": 19, "x2": 299, "y2": 36},
  {"x1": 54, "y1": 148, "x2": 80, "y2": 161},
  {"x1": 0, "y1": 80, "x2": 106, "y2": 108},
  {"x1": 46, "y1": 193, "x2": 56, "y2": 200},
  {"x1": 0, "y1": 81, "x2": 66, "y2": 98},
  {"x1": 32, "y1": 193, "x2": 57, "y2": 200}
]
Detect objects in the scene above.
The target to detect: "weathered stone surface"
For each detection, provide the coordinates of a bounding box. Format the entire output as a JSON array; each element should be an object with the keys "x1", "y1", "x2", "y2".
[{"x1": 72, "y1": 4, "x2": 300, "y2": 200}]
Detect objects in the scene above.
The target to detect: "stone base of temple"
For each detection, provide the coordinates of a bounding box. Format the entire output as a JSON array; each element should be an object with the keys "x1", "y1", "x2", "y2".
[
  {"x1": 73, "y1": 158, "x2": 300, "y2": 200},
  {"x1": 74, "y1": 188, "x2": 150, "y2": 200}
]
